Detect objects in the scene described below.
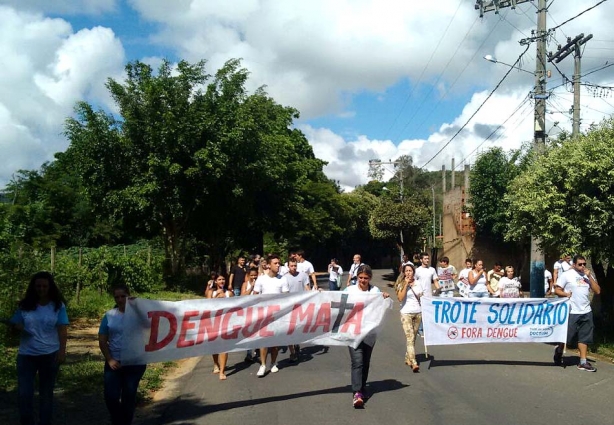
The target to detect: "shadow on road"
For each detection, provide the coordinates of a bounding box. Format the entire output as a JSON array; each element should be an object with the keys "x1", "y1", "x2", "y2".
[
  {"x1": 427, "y1": 356, "x2": 557, "y2": 368},
  {"x1": 144, "y1": 379, "x2": 408, "y2": 424}
]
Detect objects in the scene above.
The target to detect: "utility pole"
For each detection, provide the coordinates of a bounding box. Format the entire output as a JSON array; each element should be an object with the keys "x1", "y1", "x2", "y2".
[
  {"x1": 548, "y1": 33, "x2": 593, "y2": 138},
  {"x1": 478, "y1": 0, "x2": 547, "y2": 297}
]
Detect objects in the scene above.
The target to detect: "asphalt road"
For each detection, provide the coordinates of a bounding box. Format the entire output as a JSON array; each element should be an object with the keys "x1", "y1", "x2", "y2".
[{"x1": 140, "y1": 269, "x2": 614, "y2": 425}]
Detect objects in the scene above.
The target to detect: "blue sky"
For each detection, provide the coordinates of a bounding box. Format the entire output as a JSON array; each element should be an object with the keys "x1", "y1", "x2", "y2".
[{"x1": 1, "y1": 0, "x2": 613, "y2": 190}]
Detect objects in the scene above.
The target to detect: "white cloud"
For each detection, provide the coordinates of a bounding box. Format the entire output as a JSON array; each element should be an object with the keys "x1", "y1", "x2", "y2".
[
  {"x1": 0, "y1": 6, "x2": 125, "y2": 185},
  {"x1": 304, "y1": 83, "x2": 614, "y2": 191},
  {"x1": 125, "y1": 0, "x2": 614, "y2": 123},
  {"x1": 1, "y1": 0, "x2": 117, "y2": 15}
]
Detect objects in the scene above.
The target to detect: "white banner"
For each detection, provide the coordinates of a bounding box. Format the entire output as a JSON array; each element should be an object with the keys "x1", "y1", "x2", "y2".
[
  {"x1": 422, "y1": 297, "x2": 570, "y2": 346},
  {"x1": 121, "y1": 292, "x2": 393, "y2": 365}
]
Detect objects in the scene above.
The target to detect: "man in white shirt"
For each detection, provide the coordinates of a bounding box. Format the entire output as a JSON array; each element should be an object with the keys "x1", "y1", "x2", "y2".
[
  {"x1": 554, "y1": 255, "x2": 601, "y2": 371},
  {"x1": 253, "y1": 254, "x2": 290, "y2": 377},
  {"x1": 544, "y1": 269, "x2": 553, "y2": 295},
  {"x1": 552, "y1": 254, "x2": 572, "y2": 284},
  {"x1": 284, "y1": 259, "x2": 310, "y2": 362},
  {"x1": 295, "y1": 249, "x2": 317, "y2": 289},
  {"x1": 415, "y1": 252, "x2": 440, "y2": 297},
  {"x1": 346, "y1": 254, "x2": 364, "y2": 287},
  {"x1": 328, "y1": 258, "x2": 343, "y2": 291}
]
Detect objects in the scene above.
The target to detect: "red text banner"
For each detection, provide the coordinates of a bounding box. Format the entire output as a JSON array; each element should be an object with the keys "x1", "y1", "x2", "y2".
[{"x1": 121, "y1": 292, "x2": 392, "y2": 365}]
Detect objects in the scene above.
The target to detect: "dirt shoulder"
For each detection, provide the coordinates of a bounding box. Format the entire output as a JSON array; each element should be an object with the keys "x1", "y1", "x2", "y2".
[{"x1": 0, "y1": 318, "x2": 200, "y2": 425}]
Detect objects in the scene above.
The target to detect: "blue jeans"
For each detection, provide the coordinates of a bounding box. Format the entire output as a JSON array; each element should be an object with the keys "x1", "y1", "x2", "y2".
[
  {"x1": 469, "y1": 292, "x2": 490, "y2": 298},
  {"x1": 329, "y1": 280, "x2": 338, "y2": 291},
  {"x1": 104, "y1": 363, "x2": 147, "y2": 425},
  {"x1": 348, "y1": 342, "x2": 374, "y2": 393},
  {"x1": 233, "y1": 288, "x2": 241, "y2": 297},
  {"x1": 17, "y1": 352, "x2": 59, "y2": 425}
]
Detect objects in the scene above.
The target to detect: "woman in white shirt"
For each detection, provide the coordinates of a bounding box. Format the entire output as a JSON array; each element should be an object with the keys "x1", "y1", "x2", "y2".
[
  {"x1": 499, "y1": 266, "x2": 523, "y2": 298},
  {"x1": 206, "y1": 274, "x2": 234, "y2": 380},
  {"x1": 468, "y1": 259, "x2": 489, "y2": 298},
  {"x1": 10, "y1": 271, "x2": 69, "y2": 425},
  {"x1": 99, "y1": 284, "x2": 146, "y2": 425},
  {"x1": 396, "y1": 264, "x2": 423, "y2": 372}
]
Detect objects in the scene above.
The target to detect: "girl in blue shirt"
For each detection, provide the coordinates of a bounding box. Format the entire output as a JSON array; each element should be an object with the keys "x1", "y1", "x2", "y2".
[
  {"x1": 10, "y1": 271, "x2": 69, "y2": 425},
  {"x1": 99, "y1": 285, "x2": 146, "y2": 425}
]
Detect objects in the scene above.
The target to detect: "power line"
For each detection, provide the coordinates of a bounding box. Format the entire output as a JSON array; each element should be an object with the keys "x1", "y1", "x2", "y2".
[
  {"x1": 582, "y1": 62, "x2": 614, "y2": 78},
  {"x1": 393, "y1": 15, "x2": 483, "y2": 141},
  {"x1": 382, "y1": 0, "x2": 466, "y2": 140},
  {"x1": 419, "y1": 44, "x2": 531, "y2": 169},
  {"x1": 550, "y1": 0, "x2": 609, "y2": 32}
]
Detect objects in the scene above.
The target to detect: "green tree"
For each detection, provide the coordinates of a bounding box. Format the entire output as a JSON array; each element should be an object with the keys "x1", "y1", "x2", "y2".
[
  {"x1": 64, "y1": 59, "x2": 328, "y2": 277},
  {"x1": 505, "y1": 118, "x2": 614, "y2": 314},
  {"x1": 368, "y1": 198, "x2": 430, "y2": 253},
  {"x1": 469, "y1": 147, "x2": 525, "y2": 241}
]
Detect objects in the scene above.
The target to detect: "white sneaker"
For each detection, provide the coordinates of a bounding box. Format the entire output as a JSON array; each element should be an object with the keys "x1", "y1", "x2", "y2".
[
  {"x1": 270, "y1": 363, "x2": 279, "y2": 373},
  {"x1": 257, "y1": 364, "x2": 267, "y2": 377}
]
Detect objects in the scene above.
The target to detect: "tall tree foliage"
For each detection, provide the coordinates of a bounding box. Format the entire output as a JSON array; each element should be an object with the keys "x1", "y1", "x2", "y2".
[
  {"x1": 63, "y1": 59, "x2": 328, "y2": 277},
  {"x1": 469, "y1": 147, "x2": 524, "y2": 241},
  {"x1": 505, "y1": 119, "x2": 614, "y2": 313}
]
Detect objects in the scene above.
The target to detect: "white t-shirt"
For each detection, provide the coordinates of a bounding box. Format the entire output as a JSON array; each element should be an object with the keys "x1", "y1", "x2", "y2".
[
  {"x1": 457, "y1": 267, "x2": 471, "y2": 294},
  {"x1": 343, "y1": 284, "x2": 381, "y2": 346},
  {"x1": 297, "y1": 260, "x2": 315, "y2": 276},
  {"x1": 468, "y1": 270, "x2": 488, "y2": 293},
  {"x1": 279, "y1": 265, "x2": 289, "y2": 276},
  {"x1": 400, "y1": 282, "x2": 423, "y2": 314},
  {"x1": 557, "y1": 268, "x2": 592, "y2": 314},
  {"x1": 348, "y1": 262, "x2": 364, "y2": 279},
  {"x1": 437, "y1": 266, "x2": 457, "y2": 292},
  {"x1": 10, "y1": 302, "x2": 69, "y2": 356},
  {"x1": 285, "y1": 271, "x2": 310, "y2": 293},
  {"x1": 415, "y1": 266, "x2": 438, "y2": 297},
  {"x1": 499, "y1": 277, "x2": 522, "y2": 298},
  {"x1": 553, "y1": 260, "x2": 571, "y2": 278},
  {"x1": 99, "y1": 308, "x2": 124, "y2": 361},
  {"x1": 328, "y1": 264, "x2": 343, "y2": 281},
  {"x1": 544, "y1": 269, "x2": 553, "y2": 293},
  {"x1": 254, "y1": 273, "x2": 290, "y2": 294}
]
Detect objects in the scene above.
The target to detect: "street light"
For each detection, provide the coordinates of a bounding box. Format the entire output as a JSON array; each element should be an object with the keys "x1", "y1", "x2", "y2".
[{"x1": 483, "y1": 54, "x2": 536, "y2": 75}]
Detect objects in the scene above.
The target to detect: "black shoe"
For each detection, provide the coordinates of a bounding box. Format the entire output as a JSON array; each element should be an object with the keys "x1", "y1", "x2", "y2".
[{"x1": 553, "y1": 347, "x2": 563, "y2": 366}]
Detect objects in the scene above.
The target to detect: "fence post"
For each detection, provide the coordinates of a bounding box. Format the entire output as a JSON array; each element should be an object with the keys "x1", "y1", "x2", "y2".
[
  {"x1": 76, "y1": 247, "x2": 82, "y2": 304},
  {"x1": 50, "y1": 246, "x2": 56, "y2": 273}
]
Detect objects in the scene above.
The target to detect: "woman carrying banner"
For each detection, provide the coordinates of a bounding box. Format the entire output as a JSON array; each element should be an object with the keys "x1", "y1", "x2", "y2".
[
  {"x1": 206, "y1": 274, "x2": 234, "y2": 379},
  {"x1": 9, "y1": 271, "x2": 69, "y2": 425},
  {"x1": 467, "y1": 259, "x2": 489, "y2": 298},
  {"x1": 343, "y1": 264, "x2": 390, "y2": 408},
  {"x1": 99, "y1": 284, "x2": 146, "y2": 425},
  {"x1": 499, "y1": 266, "x2": 523, "y2": 298},
  {"x1": 396, "y1": 264, "x2": 423, "y2": 372}
]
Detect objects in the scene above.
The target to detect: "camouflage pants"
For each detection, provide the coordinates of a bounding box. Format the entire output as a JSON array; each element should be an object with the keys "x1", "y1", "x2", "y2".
[{"x1": 400, "y1": 312, "x2": 421, "y2": 365}]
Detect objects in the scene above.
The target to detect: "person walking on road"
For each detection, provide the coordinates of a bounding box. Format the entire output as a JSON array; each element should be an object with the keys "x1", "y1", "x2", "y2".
[
  {"x1": 253, "y1": 254, "x2": 290, "y2": 376},
  {"x1": 554, "y1": 255, "x2": 601, "y2": 371},
  {"x1": 457, "y1": 258, "x2": 473, "y2": 298},
  {"x1": 396, "y1": 263, "x2": 422, "y2": 372},
  {"x1": 10, "y1": 271, "x2": 69, "y2": 425},
  {"x1": 467, "y1": 259, "x2": 489, "y2": 298},
  {"x1": 437, "y1": 257, "x2": 456, "y2": 298},
  {"x1": 296, "y1": 250, "x2": 318, "y2": 289},
  {"x1": 206, "y1": 274, "x2": 234, "y2": 379},
  {"x1": 99, "y1": 285, "x2": 147, "y2": 425},
  {"x1": 343, "y1": 264, "x2": 390, "y2": 408},
  {"x1": 346, "y1": 254, "x2": 364, "y2": 287},
  {"x1": 229, "y1": 256, "x2": 247, "y2": 296},
  {"x1": 499, "y1": 266, "x2": 523, "y2": 298},
  {"x1": 328, "y1": 258, "x2": 343, "y2": 291}
]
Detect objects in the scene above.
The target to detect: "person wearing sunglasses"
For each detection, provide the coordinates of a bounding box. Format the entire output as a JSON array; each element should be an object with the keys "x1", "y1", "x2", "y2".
[
  {"x1": 99, "y1": 285, "x2": 147, "y2": 424},
  {"x1": 553, "y1": 255, "x2": 601, "y2": 372}
]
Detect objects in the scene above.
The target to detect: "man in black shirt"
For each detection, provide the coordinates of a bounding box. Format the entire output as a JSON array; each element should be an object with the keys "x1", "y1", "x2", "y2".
[{"x1": 229, "y1": 256, "x2": 247, "y2": 296}]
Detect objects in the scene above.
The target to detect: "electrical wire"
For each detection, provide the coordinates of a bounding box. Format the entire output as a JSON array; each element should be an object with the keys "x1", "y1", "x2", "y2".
[
  {"x1": 418, "y1": 44, "x2": 531, "y2": 170},
  {"x1": 382, "y1": 0, "x2": 466, "y2": 140},
  {"x1": 550, "y1": 0, "x2": 609, "y2": 32},
  {"x1": 395, "y1": 12, "x2": 508, "y2": 141}
]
